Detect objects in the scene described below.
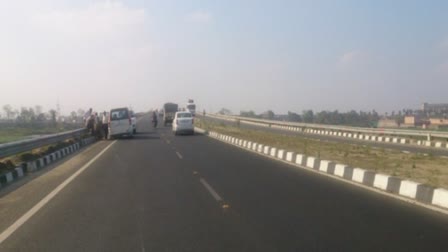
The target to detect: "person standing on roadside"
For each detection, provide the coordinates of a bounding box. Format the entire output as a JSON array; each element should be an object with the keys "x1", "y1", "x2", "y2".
[
  {"x1": 83, "y1": 108, "x2": 92, "y2": 127},
  {"x1": 93, "y1": 112, "x2": 103, "y2": 138},
  {"x1": 84, "y1": 108, "x2": 95, "y2": 135},
  {"x1": 102, "y1": 111, "x2": 109, "y2": 139},
  {"x1": 152, "y1": 111, "x2": 158, "y2": 128}
]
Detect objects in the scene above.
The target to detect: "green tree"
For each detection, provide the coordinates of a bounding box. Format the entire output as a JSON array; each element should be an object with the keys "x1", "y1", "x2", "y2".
[
  {"x1": 49, "y1": 109, "x2": 57, "y2": 127},
  {"x1": 19, "y1": 107, "x2": 35, "y2": 122},
  {"x1": 264, "y1": 110, "x2": 275, "y2": 120},
  {"x1": 70, "y1": 111, "x2": 77, "y2": 122},
  {"x1": 3, "y1": 104, "x2": 13, "y2": 119},
  {"x1": 240, "y1": 110, "x2": 258, "y2": 118},
  {"x1": 36, "y1": 113, "x2": 46, "y2": 121},
  {"x1": 287, "y1": 111, "x2": 301, "y2": 122},
  {"x1": 302, "y1": 110, "x2": 314, "y2": 123}
]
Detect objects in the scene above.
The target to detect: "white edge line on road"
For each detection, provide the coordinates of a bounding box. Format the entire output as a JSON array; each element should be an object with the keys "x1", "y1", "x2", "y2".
[
  {"x1": 209, "y1": 134, "x2": 448, "y2": 216},
  {"x1": 176, "y1": 151, "x2": 183, "y2": 159},
  {"x1": 199, "y1": 178, "x2": 223, "y2": 202},
  {"x1": 0, "y1": 140, "x2": 117, "y2": 244}
]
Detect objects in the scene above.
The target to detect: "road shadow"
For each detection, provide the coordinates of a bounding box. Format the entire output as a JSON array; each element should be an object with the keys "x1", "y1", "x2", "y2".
[
  {"x1": 109, "y1": 134, "x2": 160, "y2": 141},
  {"x1": 134, "y1": 131, "x2": 157, "y2": 135},
  {"x1": 121, "y1": 136, "x2": 160, "y2": 141},
  {"x1": 174, "y1": 133, "x2": 204, "y2": 137}
]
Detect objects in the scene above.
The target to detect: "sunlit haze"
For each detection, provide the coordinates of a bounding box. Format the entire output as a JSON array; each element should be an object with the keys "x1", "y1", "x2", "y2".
[{"x1": 1, "y1": 0, "x2": 448, "y2": 115}]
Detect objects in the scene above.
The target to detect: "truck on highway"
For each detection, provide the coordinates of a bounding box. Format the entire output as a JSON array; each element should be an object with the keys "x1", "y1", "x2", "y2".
[
  {"x1": 186, "y1": 99, "x2": 196, "y2": 116},
  {"x1": 163, "y1": 103, "x2": 178, "y2": 126}
]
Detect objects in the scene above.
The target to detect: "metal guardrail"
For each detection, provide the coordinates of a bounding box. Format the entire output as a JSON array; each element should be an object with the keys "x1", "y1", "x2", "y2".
[
  {"x1": 205, "y1": 114, "x2": 448, "y2": 139},
  {"x1": 0, "y1": 128, "x2": 87, "y2": 159}
]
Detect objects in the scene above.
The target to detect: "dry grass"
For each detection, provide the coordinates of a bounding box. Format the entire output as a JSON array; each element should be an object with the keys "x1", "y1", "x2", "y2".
[{"x1": 196, "y1": 118, "x2": 448, "y2": 188}]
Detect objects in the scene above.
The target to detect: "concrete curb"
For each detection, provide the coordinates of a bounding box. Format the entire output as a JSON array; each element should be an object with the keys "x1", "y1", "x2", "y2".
[
  {"x1": 0, "y1": 137, "x2": 96, "y2": 189},
  {"x1": 194, "y1": 127, "x2": 207, "y2": 134},
  {"x1": 205, "y1": 130, "x2": 448, "y2": 212},
  {"x1": 204, "y1": 114, "x2": 448, "y2": 152}
]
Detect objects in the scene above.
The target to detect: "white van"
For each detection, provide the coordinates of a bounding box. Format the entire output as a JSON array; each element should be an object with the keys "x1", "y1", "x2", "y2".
[{"x1": 108, "y1": 107, "x2": 133, "y2": 139}]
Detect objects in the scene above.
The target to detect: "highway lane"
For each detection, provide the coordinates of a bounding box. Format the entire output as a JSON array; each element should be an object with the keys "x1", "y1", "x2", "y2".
[
  {"x1": 199, "y1": 115, "x2": 448, "y2": 156},
  {"x1": 167, "y1": 123, "x2": 448, "y2": 251},
  {"x1": 0, "y1": 116, "x2": 260, "y2": 251},
  {"x1": 0, "y1": 115, "x2": 447, "y2": 251}
]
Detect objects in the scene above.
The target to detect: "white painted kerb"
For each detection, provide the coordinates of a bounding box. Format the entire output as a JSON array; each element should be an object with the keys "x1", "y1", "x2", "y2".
[
  {"x1": 319, "y1": 160, "x2": 331, "y2": 172},
  {"x1": 399, "y1": 180, "x2": 420, "y2": 199},
  {"x1": 306, "y1": 157, "x2": 317, "y2": 168},
  {"x1": 352, "y1": 168, "x2": 366, "y2": 183},
  {"x1": 334, "y1": 164, "x2": 347, "y2": 177},
  {"x1": 286, "y1": 152, "x2": 295, "y2": 162},
  {"x1": 373, "y1": 174, "x2": 390, "y2": 190},
  {"x1": 432, "y1": 188, "x2": 448, "y2": 209}
]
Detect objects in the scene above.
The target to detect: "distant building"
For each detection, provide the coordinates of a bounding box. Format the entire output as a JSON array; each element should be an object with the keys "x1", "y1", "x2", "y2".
[
  {"x1": 377, "y1": 119, "x2": 399, "y2": 128},
  {"x1": 404, "y1": 115, "x2": 423, "y2": 126},
  {"x1": 422, "y1": 103, "x2": 448, "y2": 114},
  {"x1": 429, "y1": 118, "x2": 448, "y2": 125},
  {"x1": 427, "y1": 118, "x2": 448, "y2": 129}
]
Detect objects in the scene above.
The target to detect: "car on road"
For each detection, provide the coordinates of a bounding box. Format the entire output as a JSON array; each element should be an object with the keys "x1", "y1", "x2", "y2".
[
  {"x1": 108, "y1": 107, "x2": 134, "y2": 139},
  {"x1": 173, "y1": 112, "x2": 194, "y2": 135}
]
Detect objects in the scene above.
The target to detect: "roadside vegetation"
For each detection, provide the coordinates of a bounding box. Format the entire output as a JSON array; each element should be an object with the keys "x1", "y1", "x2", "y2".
[
  {"x1": 0, "y1": 134, "x2": 91, "y2": 174},
  {"x1": 237, "y1": 109, "x2": 381, "y2": 127},
  {"x1": 0, "y1": 126, "x2": 81, "y2": 144},
  {"x1": 0, "y1": 104, "x2": 84, "y2": 144},
  {"x1": 196, "y1": 118, "x2": 448, "y2": 189}
]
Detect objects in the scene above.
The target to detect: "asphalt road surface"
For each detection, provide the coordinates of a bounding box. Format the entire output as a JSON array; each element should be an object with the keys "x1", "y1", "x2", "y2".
[
  {"x1": 199, "y1": 115, "x2": 448, "y2": 157},
  {"x1": 0, "y1": 115, "x2": 447, "y2": 252}
]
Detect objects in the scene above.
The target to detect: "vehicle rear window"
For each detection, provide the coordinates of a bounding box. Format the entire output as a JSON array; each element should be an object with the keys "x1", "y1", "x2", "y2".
[
  {"x1": 177, "y1": 113, "x2": 192, "y2": 118},
  {"x1": 110, "y1": 109, "x2": 129, "y2": 121}
]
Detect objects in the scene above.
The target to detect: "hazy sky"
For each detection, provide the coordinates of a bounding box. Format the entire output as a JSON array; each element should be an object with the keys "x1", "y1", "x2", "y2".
[{"x1": 1, "y1": 0, "x2": 448, "y2": 115}]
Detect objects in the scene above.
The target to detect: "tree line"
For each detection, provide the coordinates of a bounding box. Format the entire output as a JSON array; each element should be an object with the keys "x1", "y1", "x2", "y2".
[
  {"x1": 237, "y1": 109, "x2": 382, "y2": 127},
  {"x1": 1, "y1": 104, "x2": 86, "y2": 127}
]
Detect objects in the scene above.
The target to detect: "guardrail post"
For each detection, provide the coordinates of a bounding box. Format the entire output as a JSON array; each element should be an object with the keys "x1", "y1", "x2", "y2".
[{"x1": 427, "y1": 134, "x2": 431, "y2": 141}]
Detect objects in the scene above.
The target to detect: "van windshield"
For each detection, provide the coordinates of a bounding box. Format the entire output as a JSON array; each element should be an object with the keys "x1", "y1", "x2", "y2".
[{"x1": 110, "y1": 109, "x2": 129, "y2": 121}]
